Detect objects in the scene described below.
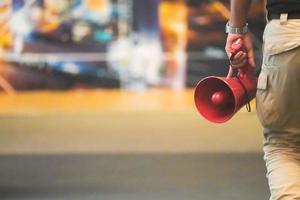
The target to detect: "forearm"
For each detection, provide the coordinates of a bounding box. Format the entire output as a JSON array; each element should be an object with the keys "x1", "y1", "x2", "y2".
[{"x1": 229, "y1": 0, "x2": 252, "y2": 27}]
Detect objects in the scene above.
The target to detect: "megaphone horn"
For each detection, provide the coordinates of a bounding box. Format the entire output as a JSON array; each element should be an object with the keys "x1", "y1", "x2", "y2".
[{"x1": 194, "y1": 38, "x2": 258, "y2": 123}]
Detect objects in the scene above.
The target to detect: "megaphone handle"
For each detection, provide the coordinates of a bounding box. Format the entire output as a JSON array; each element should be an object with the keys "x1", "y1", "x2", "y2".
[
  {"x1": 229, "y1": 38, "x2": 249, "y2": 76},
  {"x1": 229, "y1": 39, "x2": 252, "y2": 112},
  {"x1": 230, "y1": 38, "x2": 244, "y2": 54}
]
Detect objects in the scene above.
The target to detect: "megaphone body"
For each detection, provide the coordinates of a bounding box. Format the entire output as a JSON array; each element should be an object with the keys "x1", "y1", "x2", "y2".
[{"x1": 194, "y1": 39, "x2": 258, "y2": 123}]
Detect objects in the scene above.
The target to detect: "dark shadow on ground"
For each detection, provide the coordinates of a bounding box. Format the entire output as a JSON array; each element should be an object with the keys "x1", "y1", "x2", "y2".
[{"x1": 0, "y1": 153, "x2": 269, "y2": 200}]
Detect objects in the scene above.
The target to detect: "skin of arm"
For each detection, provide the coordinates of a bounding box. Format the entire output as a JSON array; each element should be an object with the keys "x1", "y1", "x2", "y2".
[
  {"x1": 230, "y1": 0, "x2": 252, "y2": 27},
  {"x1": 225, "y1": 0, "x2": 256, "y2": 74}
]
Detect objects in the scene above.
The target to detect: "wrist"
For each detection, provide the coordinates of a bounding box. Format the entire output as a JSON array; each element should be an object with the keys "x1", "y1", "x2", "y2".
[{"x1": 225, "y1": 22, "x2": 248, "y2": 35}]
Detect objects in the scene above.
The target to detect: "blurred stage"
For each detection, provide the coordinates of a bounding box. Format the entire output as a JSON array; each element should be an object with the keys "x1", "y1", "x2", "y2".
[
  {"x1": 0, "y1": 89, "x2": 269, "y2": 199},
  {"x1": 0, "y1": 89, "x2": 261, "y2": 154}
]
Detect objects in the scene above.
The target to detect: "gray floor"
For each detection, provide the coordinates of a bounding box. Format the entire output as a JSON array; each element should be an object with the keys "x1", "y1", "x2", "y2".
[
  {"x1": 0, "y1": 153, "x2": 269, "y2": 200},
  {"x1": 0, "y1": 106, "x2": 267, "y2": 199}
]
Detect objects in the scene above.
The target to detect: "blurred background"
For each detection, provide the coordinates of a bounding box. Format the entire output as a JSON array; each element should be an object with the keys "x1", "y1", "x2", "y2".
[{"x1": 0, "y1": 0, "x2": 269, "y2": 199}]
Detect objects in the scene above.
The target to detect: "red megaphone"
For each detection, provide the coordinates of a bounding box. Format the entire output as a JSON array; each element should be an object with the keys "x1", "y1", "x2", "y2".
[{"x1": 194, "y1": 38, "x2": 258, "y2": 123}]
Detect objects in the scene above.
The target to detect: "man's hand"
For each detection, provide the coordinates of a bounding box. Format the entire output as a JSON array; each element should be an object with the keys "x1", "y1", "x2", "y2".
[{"x1": 225, "y1": 32, "x2": 255, "y2": 76}]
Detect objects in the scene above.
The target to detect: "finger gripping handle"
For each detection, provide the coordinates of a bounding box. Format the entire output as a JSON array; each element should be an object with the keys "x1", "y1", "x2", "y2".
[{"x1": 229, "y1": 38, "x2": 249, "y2": 76}]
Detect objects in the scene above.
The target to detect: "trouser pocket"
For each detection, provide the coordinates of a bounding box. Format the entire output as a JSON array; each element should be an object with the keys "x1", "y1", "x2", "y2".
[
  {"x1": 257, "y1": 46, "x2": 300, "y2": 130},
  {"x1": 256, "y1": 67, "x2": 280, "y2": 128}
]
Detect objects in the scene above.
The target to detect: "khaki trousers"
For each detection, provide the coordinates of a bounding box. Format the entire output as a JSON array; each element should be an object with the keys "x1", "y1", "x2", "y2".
[{"x1": 256, "y1": 15, "x2": 300, "y2": 200}]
